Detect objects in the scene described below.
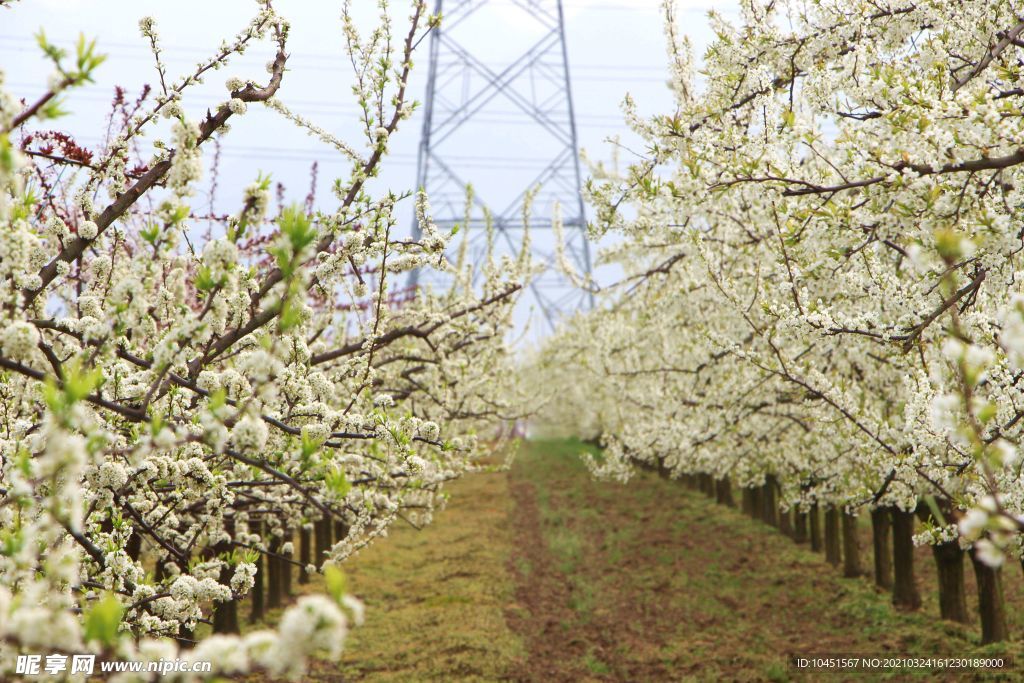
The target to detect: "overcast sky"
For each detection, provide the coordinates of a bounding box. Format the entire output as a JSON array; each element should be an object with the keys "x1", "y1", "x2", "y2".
[{"x1": 2, "y1": 0, "x2": 738, "y2": 336}]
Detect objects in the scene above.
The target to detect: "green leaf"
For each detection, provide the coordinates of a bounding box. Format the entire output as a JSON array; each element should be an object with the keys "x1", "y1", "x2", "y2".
[
  {"x1": 279, "y1": 204, "x2": 317, "y2": 253},
  {"x1": 194, "y1": 264, "x2": 223, "y2": 292},
  {"x1": 140, "y1": 223, "x2": 161, "y2": 246},
  {"x1": 278, "y1": 299, "x2": 302, "y2": 332},
  {"x1": 300, "y1": 432, "x2": 323, "y2": 460},
  {"x1": 324, "y1": 564, "x2": 348, "y2": 604},
  {"x1": 150, "y1": 412, "x2": 165, "y2": 437},
  {"x1": 0, "y1": 527, "x2": 24, "y2": 557},
  {"x1": 84, "y1": 593, "x2": 123, "y2": 648},
  {"x1": 208, "y1": 388, "x2": 227, "y2": 411},
  {"x1": 39, "y1": 97, "x2": 69, "y2": 121},
  {"x1": 325, "y1": 467, "x2": 351, "y2": 499},
  {"x1": 922, "y1": 495, "x2": 946, "y2": 527}
]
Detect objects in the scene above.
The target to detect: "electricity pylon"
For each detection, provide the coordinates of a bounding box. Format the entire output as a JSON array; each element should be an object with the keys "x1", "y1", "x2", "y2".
[{"x1": 409, "y1": 0, "x2": 593, "y2": 332}]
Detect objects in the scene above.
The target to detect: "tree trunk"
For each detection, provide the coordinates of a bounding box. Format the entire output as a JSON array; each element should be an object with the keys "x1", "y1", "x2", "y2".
[
  {"x1": 842, "y1": 510, "x2": 864, "y2": 578},
  {"x1": 750, "y1": 487, "x2": 764, "y2": 522},
  {"x1": 126, "y1": 531, "x2": 142, "y2": 563},
  {"x1": 824, "y1": 507, "x2": 841, "y2": 566},
  {"x1": 315, "y1": 517, "x2": 332, "y2": 566},
  {"x1": 741, "y1": 488, "x2": 754, "y2": 516},
  {"x1": 931, "y1": 540, "x2": 969, "y2": 623},
  {"x1": 250, "y1": 547, "x2": 265, "y2": 622},
  {"x1": 267, "y1": 535, "x2": 282, "y2": 610},
  {"x1": 891, "y1": 508, "x2": 921, "y2": 610},
  {"x1": 701, "y1": 473, "x2": 715, "y2": 498},
  {"x1": 762, "y1": 477, "x2": 778, "y2": 527},
  {"x1": 212, "y1": 572, "x2": 239, "y2": 634},
  {"x1": 176, "y1": 624, "x2": 194, "y2": 649},
  {"x1": 794, "y1": 511, "x2": 808, "y2": 544},
  {"x1": 212, "y1": 520, "x2": 239, "y2": 634},
  {"x1": 280, "y1": 530, "x2": 293, "y2": 598},
  {"x1": 969, "y1": 547, "x2": 1008, "y2": 644},
  {"x1": 715, "y1": 476, "x2": 735, "y2": 507},
  {"x1": 809, "y1": 503, "x2": 822, "y2": 552},
  {"x1": 298, "y1": 527, "x2": 312, "y2": 585},
  {"x1": 779, "y1": 506, "x2": 793, "y2": 537},
  {"x1": 871, "y1": 508, "x2": 893, "y2": 590}
]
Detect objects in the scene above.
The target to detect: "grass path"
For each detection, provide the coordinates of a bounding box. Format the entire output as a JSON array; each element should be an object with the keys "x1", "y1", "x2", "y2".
[{"x1": 312, "y1": 440, "x2": 1023, "y2": 681}]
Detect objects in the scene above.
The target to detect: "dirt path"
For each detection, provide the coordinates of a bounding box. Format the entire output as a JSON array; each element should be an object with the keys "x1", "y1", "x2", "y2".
[{"x1": 504, "y1": 477, "x2": 609, "y2": 681}]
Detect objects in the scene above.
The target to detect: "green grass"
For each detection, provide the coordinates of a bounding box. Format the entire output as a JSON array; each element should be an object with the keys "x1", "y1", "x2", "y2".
[{"x1": 303, "y1": 467, "x2": 525, "y2": 682}]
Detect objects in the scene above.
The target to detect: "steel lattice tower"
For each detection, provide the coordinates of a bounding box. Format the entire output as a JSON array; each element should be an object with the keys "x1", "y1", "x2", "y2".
[{"x1": 409, "y1": 0, "x2": 593, "y2": 331}]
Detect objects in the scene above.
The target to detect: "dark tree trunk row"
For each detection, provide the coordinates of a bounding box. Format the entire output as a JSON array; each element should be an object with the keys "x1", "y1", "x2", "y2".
[{"x1": 689, "y1": 479, "x2": 1009, "y2": 644}]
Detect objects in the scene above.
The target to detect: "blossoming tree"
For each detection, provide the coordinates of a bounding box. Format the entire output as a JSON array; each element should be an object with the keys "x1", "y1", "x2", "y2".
[
  {"x1": 1, "y1": 0, "x2": 526, "y2": 677},
  {"x1": 535, "y1": 0, "x2": 1024, "y2": 645}
]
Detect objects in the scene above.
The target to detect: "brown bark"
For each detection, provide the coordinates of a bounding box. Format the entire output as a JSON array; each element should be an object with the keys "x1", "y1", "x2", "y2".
[
  {"x1": 870, "y1": 508, "x2": 893, "y2": 590},
  {"x1": 824, "y1": 507, "x2": 841, "y2": 566},
  {"x1": 809, "y1": 503, "x2": 822, "y2": 552},
  {"x1": 250, "y1": 546, "x2": 265, "y2": 622},
  {"x1": 741, "y1": 488, "x2": 754, "y2": 516},
  {"x1": 778, "y1": 506, "x2": 793, "y2": 537},
  {"x1": 931, "y1": 540, "x2": 969, "y2": 623},
  {"x1": 750, "y1": 487, "x2": 764, "y2": 522},
  {"x1": 794, "y1": 511, "x2": 808, "y2": 544},
  {"x1": 700, "y1": 473, "x2": 715, "y2": 498},
  {"x1": 891, "y1": 508, "x2": 920, "y2": 610},
  {"x1": 126, "y1": 531, "x2": 142, "y2": 563},
  {"x1": 316, "y1": 517, "x2": 332, "y2": 563},
  {"x1": 280, "y1": 530, "x2": 293, "y2": 598},
  {"x1": 842, "y1": 510, "x2": 864, "y2": 578},
  {"x1": 762, "y1": 477, "x2": 778, "y2": 527},
  {"x1": 715, "y1": 476, "x2": 735, "y2": 507},
  {"x1": 298, "y1": 527, "x2": 312, "y2": 585},
  {"x1": 176, "y1": 624, "x2": 195, "y2": 649},
  {"x1": 969, "y1": 547, "x2": 1008, "y2": 644},
  {"x1": 212, "y1": 520, "x2": 239, "y2": 634},
  {"x1": 267, "y1": 535, "x2": 282, "y2": 610}
]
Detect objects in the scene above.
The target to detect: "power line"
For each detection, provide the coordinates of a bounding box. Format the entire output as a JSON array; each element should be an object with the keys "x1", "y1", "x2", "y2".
[
  {"x1": 0, "y1": 34, "x2": 671, "y2": 72},
  {"x1": 5, "y1": 82, "x2": 643, "y2": 128},
  {"x1": 0, "y1": 45, "x2": 669, "y2": 83},
  {"x1": 36, "y1": 134, "x2": 614, "y2": 171}
]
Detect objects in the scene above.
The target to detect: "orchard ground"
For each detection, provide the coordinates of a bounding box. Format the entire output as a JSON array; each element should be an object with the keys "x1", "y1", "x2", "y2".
[{"x1": 252, "y1": 440, "x2": 1024, "y2": 682}]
